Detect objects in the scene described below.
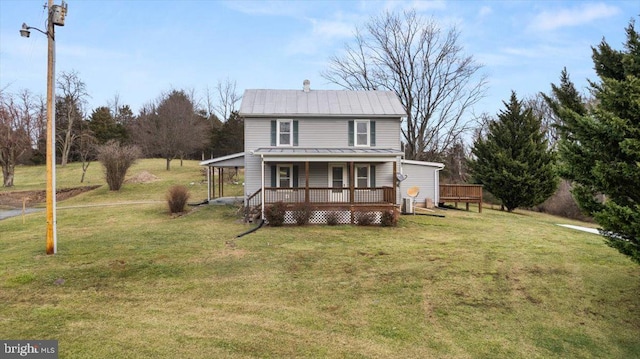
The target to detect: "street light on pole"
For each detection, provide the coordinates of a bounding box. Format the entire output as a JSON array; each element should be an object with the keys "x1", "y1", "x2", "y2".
[{"x1": 21, "y1": 0, "x2": 68, "y2": 255}]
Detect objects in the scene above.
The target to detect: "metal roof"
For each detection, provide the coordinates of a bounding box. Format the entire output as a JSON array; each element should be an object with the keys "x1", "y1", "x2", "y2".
[
  {"x1": 401, "y1": 159, "x2": 445, "y2": 169},
  {"x1": 239, "y1": 89, "x2": 406, "y2": 118},
  {"x1": 199, "y1": 152, "x2": 245, "y2": 167},
  {"x1": 253, "y1": 148, "x2": 404, "y2": 156},
  {"x1": 252, "y1": 147, "x2": 404, "y2": 162}
]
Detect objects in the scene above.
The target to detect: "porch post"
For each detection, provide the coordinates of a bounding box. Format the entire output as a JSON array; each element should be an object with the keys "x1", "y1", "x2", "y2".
[
  {"x1": 305, "y1": 161, "x2": 310, "y2": 204},
  {"x1": 218, "y1": 168, "x2": 222, "y2": 198},
  {"x1": 349, "y1": 161, "x2": 355, "y2": 204},
  {"x1": 393, "y1": 159, "x2": 397, "y2": 204},
  {"x1": 261, "y1": 155, "x2": 265, "y2": 220},
  {"x1": 212, "y1": 167, "x2": 216, "y2": 200},
  {"x1": 206, "y1": 166, "x2": 211, "y2": 202}
]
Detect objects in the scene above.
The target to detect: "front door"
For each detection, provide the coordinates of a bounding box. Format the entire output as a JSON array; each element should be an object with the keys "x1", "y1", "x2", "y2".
[{"x1": 328, "y1": 164, "x2": 348, "y2": 202}]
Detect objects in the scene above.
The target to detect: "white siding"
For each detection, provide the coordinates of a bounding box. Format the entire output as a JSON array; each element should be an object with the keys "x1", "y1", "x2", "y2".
[
  {"x1": 244, "y1": 116, "x2": 403, "y2": 199},
  {"x1": 399, "y1": 162, "x2": 443, "y2": 207}
]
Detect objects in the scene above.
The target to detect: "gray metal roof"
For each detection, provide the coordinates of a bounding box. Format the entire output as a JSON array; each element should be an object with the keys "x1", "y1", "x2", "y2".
[
  {"x1": 199, "y1": 152, "x2": 244, "y2": 167},
  {"x1": 253, "y1": 147, "x2": 404, "y2": 156},
  {"x1": 239, "y1": 89, "x2": 406, "y2": 118},
  {"x1": 253, "y1": 147, "x2": 404, "y2": 162}
]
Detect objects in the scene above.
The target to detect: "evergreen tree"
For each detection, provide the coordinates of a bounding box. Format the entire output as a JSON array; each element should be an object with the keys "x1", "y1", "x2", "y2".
[
  {"x1": 88, "y1": 106, "x2": 127, "y2": 144},
  {"x1": 541, "y1": 67, "x2": 588, "y2": 135},
  {"x1": 211, "y1": 111, "x2": 244, "y2": 157},
  {"x1": 556, "y1": 20, "x2": 640, "y2": 264},
  {"x1": 469, "y1": 91, "x2": 557, "y2": 212}
]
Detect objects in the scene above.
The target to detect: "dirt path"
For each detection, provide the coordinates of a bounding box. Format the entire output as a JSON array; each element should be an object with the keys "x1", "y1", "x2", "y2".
[{"x1": 0, "y1": 186, "x2": 100, "y2": 208}]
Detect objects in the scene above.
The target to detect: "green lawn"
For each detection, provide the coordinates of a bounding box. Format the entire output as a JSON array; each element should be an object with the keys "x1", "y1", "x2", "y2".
[{"x1": 1, "y1": 160, "x2": 638, "y2": 358}]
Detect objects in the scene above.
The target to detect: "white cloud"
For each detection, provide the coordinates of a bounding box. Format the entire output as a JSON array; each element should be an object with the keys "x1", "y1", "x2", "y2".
[
  {"x1": 223, "y1": 0, "x2": 306, "y2": 17},
  {"x1": 410, "y1": 0, "x2": 447, "y2": 12},
  {"x1": 478, "y1": 6, "x2": 492, "y2": 18},
  {"x1": 310, "y1": 18, "x2": 355, "y2": 39},
  {"x1": 380, "y1": 0, "x2": 447, "y2": 14},
  {"x1": 530, "y1": 3, "x2": 620, "y2": 31}
]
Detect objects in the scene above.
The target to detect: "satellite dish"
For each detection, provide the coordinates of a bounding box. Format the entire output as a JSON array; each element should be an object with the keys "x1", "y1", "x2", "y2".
[
  {"x1": 396, "y1": 173, "x2": 408, "y2": 182},
  {"x1": 407, "y1": 186, "x2": 420, "y2": 198}
]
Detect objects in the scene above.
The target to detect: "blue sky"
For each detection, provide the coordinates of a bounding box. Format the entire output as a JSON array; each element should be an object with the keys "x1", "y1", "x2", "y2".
[{"x1": 1, "y1": 0, "x2": 638, "y2": 118}]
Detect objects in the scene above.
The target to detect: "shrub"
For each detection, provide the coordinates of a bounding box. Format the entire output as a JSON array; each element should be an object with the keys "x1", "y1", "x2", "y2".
[
  {"x1": 356, "y1": 211, "x2": 375, "y2": 226},
  {"x1": 166, "y1": 185, "x2": 190, "y2": 214},
  {"x1": 380, "y1": 209, "x2": 399, "y2": 227},
  {"x1": 96, "y1": 140, "x2": 141, "y2": 191},
  {"x1": 326, "y1": 211, "x2": 339, "y2": 226},
  {"x1": 292, "y1": 202, "x2": 313, "y2": 226},
  {"x1": 265, "y1": 201, "x2": 287, "y2": 226}
]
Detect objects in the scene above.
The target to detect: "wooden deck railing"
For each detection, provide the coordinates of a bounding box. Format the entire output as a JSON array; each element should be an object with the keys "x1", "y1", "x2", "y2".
[
  {"x1": 243, "y1": 187, "x2": 397, "y2": 222},
  {"x1": 439, "y1": 184, "x2": 483, "y2": 213},
  {"x1": 262, "y1": 187, "x2": 395, "y2": 204}
]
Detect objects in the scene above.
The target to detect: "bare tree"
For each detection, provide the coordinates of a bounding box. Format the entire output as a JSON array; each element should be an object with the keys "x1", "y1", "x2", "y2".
[
  {"x1": 0, "y1": 89, "x2": 43, "y2": 187},
  {"x1": 322, "y1": 10, "x2": 487, "y2": 160},
  {"x1": 525, "y1": 94, "x2": 559, "y2": 149},
  {"x1": 76, "y1": 124, "x2": 97, "y2": 183},
  {"x1": 130, "y1": 89, "x2": 209, "y2": 170},
  {"x1": 213, "y1": 78, "x2": 242, "y2": 121},
  {"x1": 56, "y1": 70, "x2": 89, "y2": 166}
]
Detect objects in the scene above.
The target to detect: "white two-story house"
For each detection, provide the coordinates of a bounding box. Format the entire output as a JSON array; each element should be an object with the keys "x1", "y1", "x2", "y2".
[{"x1": 201, "y1": 81, "x2": 445, "y2": 224}]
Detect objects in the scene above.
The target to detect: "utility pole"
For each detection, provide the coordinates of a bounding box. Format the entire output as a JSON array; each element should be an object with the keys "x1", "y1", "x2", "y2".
[
  {"x1": 45, "y1": 0, "x2": 57, "y2": 255},
  {"x1": 21, "y1": 0, "x2": 68, "y2": 255}
]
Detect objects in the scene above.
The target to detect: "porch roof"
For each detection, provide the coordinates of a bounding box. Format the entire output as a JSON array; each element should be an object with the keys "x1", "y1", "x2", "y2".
[
  {"x1": 199, "y1": 152, "x2": 245, "y2": 167},
  {"x1": 252, "y1": 147, "x2": 403, "y2": 162}
]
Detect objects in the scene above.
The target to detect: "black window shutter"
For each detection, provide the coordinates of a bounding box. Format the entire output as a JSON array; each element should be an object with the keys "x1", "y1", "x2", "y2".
[
  {"x1": 370, "y1": 121, "x2": 376, "y2": 146},
  {"x1": 370, "y1": 165, "x2": 376, "y2": 187},
  {"x1": 270, "y1": 120, "x2": 276, "y2": 146},
  {"x1": 348, "y1": 120, "x2": 354, "y2": 146},
  {"x1": 293, "y1": 165, "x2": 299, "y2": 187},
  {"x1": 293, "y1": 120, "x2": 299, "y2": 146},
  {"x1": 270, "y1": 165, "x2": 276, "y2": 187}
]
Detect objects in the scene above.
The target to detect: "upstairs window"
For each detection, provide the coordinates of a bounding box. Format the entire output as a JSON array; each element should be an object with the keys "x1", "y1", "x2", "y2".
[
  {"x1": 271, "y1": 120, "x2": 298, "y2": 146},
  {"x1": 278, "y1": 119, "x2": 292, "y2": 146},
  {"x1": 348, "y1": 120, "x2": 376, "y2": 147},
  {"x1": 355, "y1": 120, "x2": 369, "y2": 146}
]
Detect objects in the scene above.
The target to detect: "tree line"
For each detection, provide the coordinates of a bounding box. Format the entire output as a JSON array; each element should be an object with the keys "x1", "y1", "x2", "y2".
[{"x1": 1, "y1": 77, "x2": 244, "y2": 186}]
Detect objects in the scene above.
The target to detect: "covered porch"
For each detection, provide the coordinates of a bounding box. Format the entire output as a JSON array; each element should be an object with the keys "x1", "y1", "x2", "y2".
[{"x1": 247, "y1": 148, "x2": 403, "y2": 223}]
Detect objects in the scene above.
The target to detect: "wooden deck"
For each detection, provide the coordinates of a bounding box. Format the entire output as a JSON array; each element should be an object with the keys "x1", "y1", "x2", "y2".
[{"x1": 439, "y1": 184, "x2": 483, "y2": 213}]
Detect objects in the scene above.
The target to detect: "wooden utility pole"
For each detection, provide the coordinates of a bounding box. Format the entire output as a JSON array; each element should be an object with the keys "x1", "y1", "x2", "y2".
[{"x1": 45, "y1": 0, "x2": 57, "y2": 254}]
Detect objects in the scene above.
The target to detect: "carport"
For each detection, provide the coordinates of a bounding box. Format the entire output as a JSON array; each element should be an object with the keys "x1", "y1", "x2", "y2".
[{"x1": 199, "y1": 152, "x2": 244, "y2": 202}]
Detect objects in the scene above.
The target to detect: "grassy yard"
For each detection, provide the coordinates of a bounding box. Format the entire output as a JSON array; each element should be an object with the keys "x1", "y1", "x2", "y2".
[{"x1": 1, "y1": 160, "x2": 639, "y2": 358}]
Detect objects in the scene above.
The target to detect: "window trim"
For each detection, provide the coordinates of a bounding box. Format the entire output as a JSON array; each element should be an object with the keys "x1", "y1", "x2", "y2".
[
  {"x1": 354, "y1": 120, "x2": 370, "y2": 147},
  {"x1": 277, "y1": 119, "x2": 293, "y2": 147},
  {"x1": 276, "y1": 164, "x2": 293, "y2": 188},
  {"x1": 355, "y1": 164, "x2": 370, "y2": 188}
]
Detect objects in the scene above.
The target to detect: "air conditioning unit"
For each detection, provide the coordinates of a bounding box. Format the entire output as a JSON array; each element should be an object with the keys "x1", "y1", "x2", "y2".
[{"x1": 403, "y1": 197, "x2": 413, "y2": 214}]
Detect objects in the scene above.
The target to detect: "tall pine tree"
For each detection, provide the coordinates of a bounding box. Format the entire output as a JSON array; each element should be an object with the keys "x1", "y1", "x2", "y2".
[
  {"x1": 469, "y1": 91, "x2": 557, "y2": 212},
  {"x1": 556, "y1": 19, "x2": 640, "y2": 264}
]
